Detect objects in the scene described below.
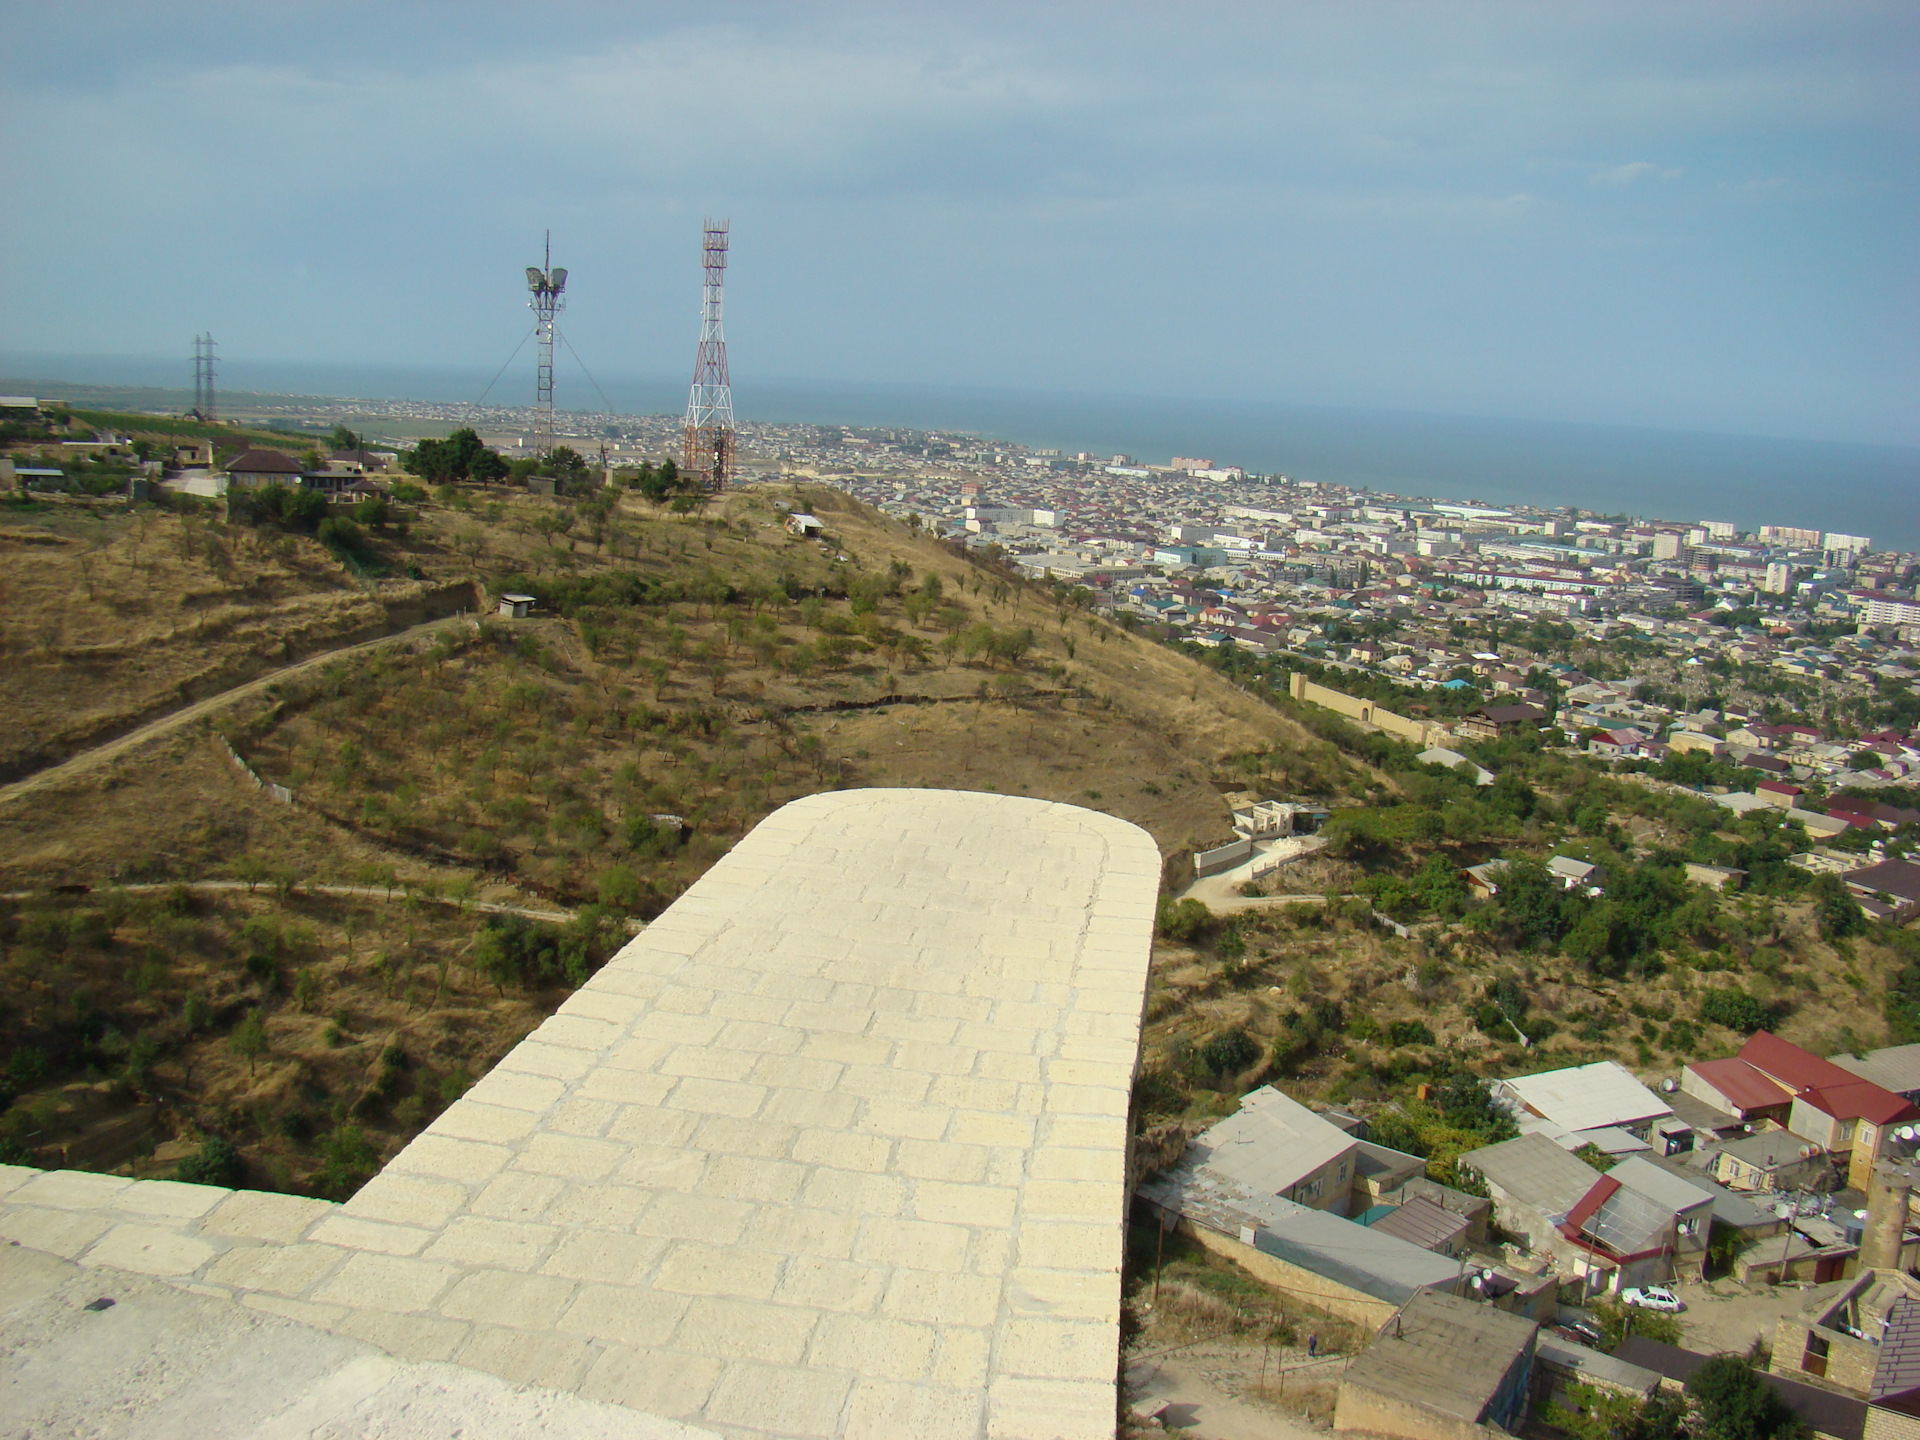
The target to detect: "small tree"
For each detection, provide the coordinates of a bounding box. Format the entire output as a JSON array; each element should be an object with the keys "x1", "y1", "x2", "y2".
[
  {"x1": 1686, "y1": 1354, "x2": 1807, "y2": 1440},
  {"x1": 176, "y1": 1135, "x2": 245, "y2": 1188},
  {"x1": 229, "y1": 1009, "x2": 268, "y2": 1076}
]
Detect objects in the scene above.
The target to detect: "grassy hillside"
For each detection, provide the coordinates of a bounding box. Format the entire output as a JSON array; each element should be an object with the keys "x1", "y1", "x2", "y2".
[{"x1": 0, "y1": 476, "x2": 1330, "y2": 1190}]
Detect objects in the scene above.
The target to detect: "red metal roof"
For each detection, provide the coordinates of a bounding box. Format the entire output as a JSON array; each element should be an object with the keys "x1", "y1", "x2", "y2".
[
  {"x1": 1796, "y1": 1080, "x2": 1920, "y2": 1127},
  {"x1": 1738, "y1": 1031, "x2": 1861, "y2": 1092},
  {"x1": 1686, "y1": 1058, "x2": 1792, "y2": 1113},
  {"x1": 1562, "y1": 1174, "x2": 1619, "y2": 1232},
  {"x1": 1738, "y1": 1032, "x2": 1916, "y2": 1125}
]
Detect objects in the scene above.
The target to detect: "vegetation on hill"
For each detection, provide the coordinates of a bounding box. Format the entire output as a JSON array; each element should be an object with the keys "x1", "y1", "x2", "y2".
[
  {"x1": 0, "y1": 883, "x2": 618, "y2": 1195},
  {"x1": 0, "y1": 474, "x2": 1318, "y2": 1190},
  {"x1": 1131, "y1": 633, "x2": 1915, "y2": 1177}
]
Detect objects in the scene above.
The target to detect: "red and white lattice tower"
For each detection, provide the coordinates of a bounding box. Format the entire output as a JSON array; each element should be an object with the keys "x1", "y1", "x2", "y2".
[{"x1": 683, "y1": 219, "x2": 734, "y2": 491}]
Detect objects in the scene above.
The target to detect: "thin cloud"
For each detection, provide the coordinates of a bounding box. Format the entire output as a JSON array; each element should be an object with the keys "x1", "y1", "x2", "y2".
[{"x1": 1590, "y1": 161, "x2": 1684, "y2": 186}]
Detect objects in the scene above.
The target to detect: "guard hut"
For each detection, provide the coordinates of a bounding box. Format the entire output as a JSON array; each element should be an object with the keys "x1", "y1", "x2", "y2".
[{"x1": 497, "y1": 593, "x2": 534, "y2": 619}]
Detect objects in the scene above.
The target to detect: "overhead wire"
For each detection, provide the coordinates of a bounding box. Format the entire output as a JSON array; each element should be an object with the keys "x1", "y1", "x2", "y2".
[
  {"x1": 475, "y1": 326, "x2": 537, "y2": 408},
  {"x1": 557, "y1": 329, "x2": 618, "y2": 419}
]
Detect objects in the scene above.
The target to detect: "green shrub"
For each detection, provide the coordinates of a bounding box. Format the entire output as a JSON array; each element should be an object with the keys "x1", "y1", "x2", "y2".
[
  {"x1": 314, "y1": 1123, "x2": 378, "y2": 1200},
  {"x1": 1700, "y1": 987, "x2": 1774, "y2": 1033},
  {"x1": 176, "y1": 1135, "x2": 244, "y2": 1188},
  {"x1": 1685, "y1": 1353, "x2": 1802, "y2": 1439},
  {"x1": 1200, "y1": 1027, "x2": 1260, "y2": 1078},
  {"x1": 1156, "y1": 896, "x2": 1213, "y2": 941}
]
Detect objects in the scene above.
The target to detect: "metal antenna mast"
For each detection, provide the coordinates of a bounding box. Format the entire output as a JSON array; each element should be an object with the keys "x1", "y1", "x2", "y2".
[
  {"x1": 683, "y1": 219, "x2": 734, "y2": 491},
  {"x1": 191, "y1": 333, "x2": 218, "y2": 420},
  {"x1": 526, "y1": 233, "x2": 567, "y2": 457}
]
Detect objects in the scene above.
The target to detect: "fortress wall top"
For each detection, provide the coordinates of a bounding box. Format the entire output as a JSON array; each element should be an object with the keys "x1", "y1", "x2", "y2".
[{"x1": 0, "y1": 789, "x2": 1161, "y2": 1440}]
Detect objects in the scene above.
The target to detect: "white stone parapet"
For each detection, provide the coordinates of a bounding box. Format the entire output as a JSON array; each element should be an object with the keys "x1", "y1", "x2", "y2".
[{"x1": 0, "y1": 789, "x2": 1160, "y2": 1440}]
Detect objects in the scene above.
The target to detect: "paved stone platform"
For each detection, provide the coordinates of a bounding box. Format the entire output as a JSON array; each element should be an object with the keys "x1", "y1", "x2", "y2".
[{"x1": 0, "y1": 790, "x2": 1161, "y2": 1439}]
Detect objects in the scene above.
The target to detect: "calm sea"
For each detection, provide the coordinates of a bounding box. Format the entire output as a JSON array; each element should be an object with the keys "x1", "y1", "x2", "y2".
[{"x1": 9, "y1": 353, "x2": 1915, "y2": 551}]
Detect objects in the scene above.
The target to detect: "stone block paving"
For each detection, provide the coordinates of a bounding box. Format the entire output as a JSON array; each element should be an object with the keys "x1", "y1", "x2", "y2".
[{"x1": 0, "y1": 790, "x2": 1160, "y2": 1440}]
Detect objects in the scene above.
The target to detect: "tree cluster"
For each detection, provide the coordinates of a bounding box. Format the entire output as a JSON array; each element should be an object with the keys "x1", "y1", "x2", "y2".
[{"x1": 403, "y1": 428, "x2": 508, "y2": 485}]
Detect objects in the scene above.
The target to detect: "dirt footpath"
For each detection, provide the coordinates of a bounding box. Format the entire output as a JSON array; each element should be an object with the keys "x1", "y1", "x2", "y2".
[
  {"x1": 1670, "y1": 1276, "x2": 1839, "y2": 1357},
  {"x1": 1127, "y1": 1341, "x2": 1341, "y2": 1438},
  {"x1": 0, "y1": 614, "x2": 470, "y2": 809}
]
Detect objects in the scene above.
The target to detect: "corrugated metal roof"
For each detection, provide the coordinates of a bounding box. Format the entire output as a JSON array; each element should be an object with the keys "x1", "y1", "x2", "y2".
[
  {"x1": 1137, "y1": 1162, "x2": 1462, "y2": 1305},
  {"x1": 1609, "y1": 1156, "x2": 1715, "y2": 1217},
  {"x1": 1739, "y1": 1031, "x2": 1863, "y2": 1092},
  {"x1": 1186, "y1": 1085, "x2": 1356, "y2": 1196},
  {"x1": 1642, "y1": 1157, "x2": 1772, "y2": 1229},
  {"x1": 1686, "y1": 1057, "x2": 1794, "y2": 1113},
  {"x1": 1371, "y1": 1195, "x2": 1470, "y2": 1252},
  {"x1": 1499, "y1": 1061, "x2": 1672, "y2": 1134},
  {"x1": 1832, "y1": 1043, "x2": 1920, "y2": 1097},
  {"x1": 1462, "y1": 1132, "x2": 1606, "y2": 1217}
]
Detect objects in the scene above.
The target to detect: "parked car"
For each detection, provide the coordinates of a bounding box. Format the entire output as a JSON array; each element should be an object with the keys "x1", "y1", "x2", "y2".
[
  {"x1": 1548, "y1": 1324, "x2": 1607, "y2": 1349},
  {"x1": 1621, "y1": 1287, "x2": 1684, "y2": 1313}
]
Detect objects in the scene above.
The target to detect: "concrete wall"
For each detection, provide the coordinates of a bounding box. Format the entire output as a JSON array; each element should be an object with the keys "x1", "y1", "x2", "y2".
[
  {"x1": 1788, "y1": 1098, "x2": 1849, "y2": 1153},
  {"x1": 1193, "y1": 836, "x2": 1254, "y2": 877},
  {"x1": 1334, "y1": 1379, "x2": 1511, "y2": 1440},
  {"x1": 1774, "y1": 1318, "x2": 1880, "y2": 1396},
  {"x1": 1288, "y1": 672, "x2": 1435, "y2": 745},
  {"x1": 1175, "y1": 1219, "x2": 1400, "y2": 1329}
]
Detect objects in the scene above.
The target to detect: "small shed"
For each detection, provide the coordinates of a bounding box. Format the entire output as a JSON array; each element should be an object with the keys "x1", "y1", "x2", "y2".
[
  {"x1": 1685, "y1": 862, "x2": 1746, "y2": 892},
  {"x1": 497, "y1": 593, "x2": 535, "y2": 619},
  {"x1": 787, "y1": 513, "x2": 824, "y2": 537}
]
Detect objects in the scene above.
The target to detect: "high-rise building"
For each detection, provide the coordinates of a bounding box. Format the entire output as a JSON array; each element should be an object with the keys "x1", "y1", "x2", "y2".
[
  {"x1": 1652, "y1": 533, "x2": 1687, "y2": 562},
  {"x1": 1760, "y1": 525, "x2": 1822, "y2": 547},
  {"x1": 1765, "y1": 562, "x2": 1793, "y2": 594}
]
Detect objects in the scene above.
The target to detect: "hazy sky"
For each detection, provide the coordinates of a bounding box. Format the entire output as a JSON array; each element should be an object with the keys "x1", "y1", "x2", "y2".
[{"x1": 3, "y1": 2, "x2": 1914, "y2": 444}]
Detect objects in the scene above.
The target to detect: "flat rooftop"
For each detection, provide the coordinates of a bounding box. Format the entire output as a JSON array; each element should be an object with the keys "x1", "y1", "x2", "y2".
[
  {"x1": 1499, "y1": 1060, "x2": 1671, "y2": 1134},
  {"x1": 1340, "y1": 1290, "x2": 1536, "y2": 1422},
  {"x1": 0, "y1": 789, "x2": 1161, "y2": 1440}
]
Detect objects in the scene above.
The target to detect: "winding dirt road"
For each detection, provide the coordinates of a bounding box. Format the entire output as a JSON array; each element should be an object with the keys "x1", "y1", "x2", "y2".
[{"x1": 0, "y1": 614, "x2": 472, "y2": 810}]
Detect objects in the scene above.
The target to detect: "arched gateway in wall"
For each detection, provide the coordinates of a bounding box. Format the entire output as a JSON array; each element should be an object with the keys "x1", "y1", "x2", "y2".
[{"x1": 0, "y1": 790, "x2": 1161, "y2": 1440}]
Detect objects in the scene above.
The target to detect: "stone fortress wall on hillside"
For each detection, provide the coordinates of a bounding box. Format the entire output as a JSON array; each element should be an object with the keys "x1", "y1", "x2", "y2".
[{"x1": 0, "y1": 789, "x2": 1161, "y2": 1440}]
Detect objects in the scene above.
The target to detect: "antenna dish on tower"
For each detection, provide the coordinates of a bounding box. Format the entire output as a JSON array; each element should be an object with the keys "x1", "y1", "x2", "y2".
[{"x1": 526, "y1": 231, "x2": 566, "y2": 456}]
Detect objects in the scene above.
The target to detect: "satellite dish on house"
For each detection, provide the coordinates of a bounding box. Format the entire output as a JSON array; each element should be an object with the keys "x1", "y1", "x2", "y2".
[{"x1": 1662, "y1": 1078, "x2": 1678, "y2": 1093}]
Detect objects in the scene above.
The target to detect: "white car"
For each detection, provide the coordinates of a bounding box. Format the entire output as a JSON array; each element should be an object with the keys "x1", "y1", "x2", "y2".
[{"x1": 1621, "y1": 1286, "x2": 1684, "y2": 1313}]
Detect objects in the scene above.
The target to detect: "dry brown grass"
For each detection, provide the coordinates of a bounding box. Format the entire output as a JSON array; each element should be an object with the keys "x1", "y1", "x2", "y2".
[
  {"x1": 0, "y1": 476, "x2": 1343, "y2": 1192},
  {"x1": 0, "y1": 503, "x2": 481, "y2": 781}
]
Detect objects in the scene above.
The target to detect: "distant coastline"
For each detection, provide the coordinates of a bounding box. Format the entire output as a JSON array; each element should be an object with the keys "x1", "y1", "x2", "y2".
[{"x1": 6, "y1": 352, "x2": 1915, "y2": 551}]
